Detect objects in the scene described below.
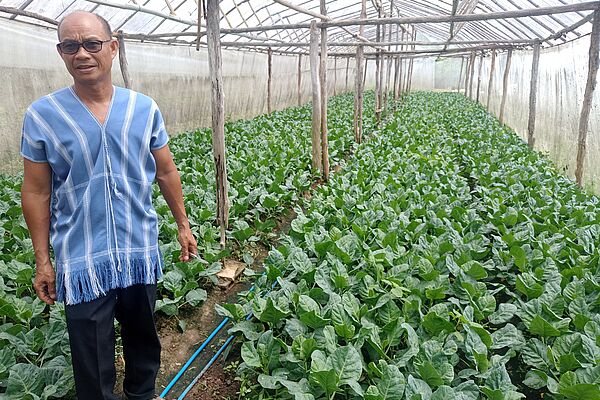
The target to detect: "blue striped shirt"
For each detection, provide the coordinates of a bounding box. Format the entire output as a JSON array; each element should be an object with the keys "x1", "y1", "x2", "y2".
[{"x1": 21, "y1": 86, "x2": 168, "y2": 305}]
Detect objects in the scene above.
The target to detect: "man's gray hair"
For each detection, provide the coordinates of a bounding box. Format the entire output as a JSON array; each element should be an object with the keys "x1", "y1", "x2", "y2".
[{"x1": 57, "y1": 11, "x2": 112, "y2": 40}]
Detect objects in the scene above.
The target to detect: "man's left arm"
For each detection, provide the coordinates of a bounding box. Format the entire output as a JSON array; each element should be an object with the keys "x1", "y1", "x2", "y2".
[{"x1": 153, "y1": 145, "x2": 197, "y2": 262}]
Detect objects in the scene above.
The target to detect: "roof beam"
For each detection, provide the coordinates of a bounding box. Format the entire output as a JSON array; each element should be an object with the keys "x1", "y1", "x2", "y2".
[
  {"x1": 271, "y1": 0, "x2": 330, "y2": 21},
  {"x1": 215, "y1": 2, "x2": 599, "y2": 35},
  {"x1": 0, "y1": 5, "x2": 58, "y2": 25}
]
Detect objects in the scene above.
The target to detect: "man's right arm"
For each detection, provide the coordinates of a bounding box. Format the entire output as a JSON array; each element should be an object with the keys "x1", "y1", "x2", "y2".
[{"x1": 21, "y1": 159, "x2": 56, "y2": 305}]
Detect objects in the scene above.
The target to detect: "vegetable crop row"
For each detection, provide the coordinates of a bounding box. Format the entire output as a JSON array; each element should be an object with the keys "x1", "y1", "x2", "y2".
[{"x1": 227, "y1": 92, "x2": 600, "y2": 400}]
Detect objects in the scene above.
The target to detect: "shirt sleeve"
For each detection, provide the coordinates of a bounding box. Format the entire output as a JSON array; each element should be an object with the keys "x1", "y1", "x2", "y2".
[
  {"x1": 20, "y1": 108, "x2": 48, "y2": 163},
  {"x1": 150, "y1": 103, "x2": 169, "y2": 151}
]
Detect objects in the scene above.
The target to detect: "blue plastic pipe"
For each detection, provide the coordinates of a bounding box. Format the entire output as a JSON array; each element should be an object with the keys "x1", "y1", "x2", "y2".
[
  {"x1": 159, "y1": 317, "x2": 229, "y2": 398},
  {"x1": 177, "y1": 335, "x2": 236, "y2": 400},
  {"x1": 160, "y1": 282, "x2": 260, "y2": 399}
]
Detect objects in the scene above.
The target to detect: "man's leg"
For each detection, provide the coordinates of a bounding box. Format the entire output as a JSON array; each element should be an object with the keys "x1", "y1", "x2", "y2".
[
  {"x1": 115, "y1": 284, "x2": 161, "y2": 400},
  {"x1": 65, "y1": 290, "x2": 119, "y2": 400}
]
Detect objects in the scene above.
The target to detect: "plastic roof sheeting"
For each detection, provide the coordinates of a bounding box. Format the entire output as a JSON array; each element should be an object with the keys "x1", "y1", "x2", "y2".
[{"x1": 0, "y1": 0, "x2": 596, "y2": 54}]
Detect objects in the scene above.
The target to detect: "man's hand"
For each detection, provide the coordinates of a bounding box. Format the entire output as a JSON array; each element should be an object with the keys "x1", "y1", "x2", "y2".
[
  {"x1": 34, "y1": 261, "x2": 56, "y2": 305},
  {"x1": 178, "y1": 225, "x2": 198, "y2": 262}
]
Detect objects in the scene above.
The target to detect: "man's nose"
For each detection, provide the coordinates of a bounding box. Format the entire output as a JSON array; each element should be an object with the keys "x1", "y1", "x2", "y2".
[{"x1": 73, "y1": 45, "x2": 92, "y2": 57}]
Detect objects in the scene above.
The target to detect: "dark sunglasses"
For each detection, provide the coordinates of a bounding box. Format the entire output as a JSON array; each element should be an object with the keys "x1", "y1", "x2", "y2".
[{"x1": 56, "y1": 39, "x2": 112, "y2": 55}]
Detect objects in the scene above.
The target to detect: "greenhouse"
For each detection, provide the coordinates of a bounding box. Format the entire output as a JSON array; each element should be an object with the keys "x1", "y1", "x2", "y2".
[{"x1": 1, "y1": 0, "x2": 600, "y2": 399}]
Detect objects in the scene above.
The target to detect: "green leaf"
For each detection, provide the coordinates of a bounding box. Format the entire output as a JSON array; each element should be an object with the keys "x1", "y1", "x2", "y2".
[
  {"x1": 4, "y1": 363, "x2": 44, "y2": 399},
  {"x1": 488, "y1": 303, "x2": 517, "y2": 325},
  {"x1": 329, "y1": 346, "x2": 362, "y2": 386},
  {"x1": 510, "y1": 246, "x2": 527, "y2": 271},
  {"x1": 241, "y1": 342, "x2": 262, "y2": 368},
  {"x1": 523, "y1": 370, "x2": 549, "y2": 390},
  {"x1": 185, "y1": 288, "x2": 207, "y2": 307},
  {"x1": 515, "y1": 273, "x2": 543, "y2": 299},
  {"x1": 529, "y1": 315, "x2": 561, "y2": 337},
  {"x1": 418, "y1": 361, "x2": 444, "y2": 388},
  {"x1": 255, "y1": 297, "x2": 290, "y2": 326},
  {"x1": 375, "y1": 361, "x2": 406, "y2": 398},
  {"x1": 491, "y1": 324, "x2": 525, "y2": 350}
]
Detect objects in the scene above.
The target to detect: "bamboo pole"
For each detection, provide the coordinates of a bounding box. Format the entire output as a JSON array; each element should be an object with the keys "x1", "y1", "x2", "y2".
[
  {"x1": 297, "y1": 54, "x2": 302, "y2": 106},
  {"x1": 333, "y1": 57, "x2": 338, "y2": 96},
  {"x1": 393, "y1": 56, "x2": 400, "y2": 100},
  {"x1": 407, "y1": 28, "x2": 416, "y2": 93},
  {"x1": 527, "y1": 41, "x2": 541, "y2": 149},
  {"x1": 195, "y1": 0, "x2": 203, "y2": 51},
  {"x1": 320, "y1": 0, "x2": 329, "y2": 181},
  {"x1": 206, "y1": 0, "x2": 228, "y2": 248},
  {"x1": 354, "y1": 0, "x2": 367, "y2": 144},
  {"x1": 384, "y1": 21, "x2": 393, "y2": 114},
  {"x1": 267, "y1": 47, "x2": 273, "y2": 114},
  {"x1": 468, "y1": 51, "x2": 476, "y2": 99},
  {"x1": 486, "y1": 49, "x2": 497, "y2": 109},
  {"x1": 575, "y1": 9, "x2": 600, "y2": 187},
  {"x1": 117, "y1": 31, "x2": 132, "y2": 89},
  {"x1": 398, "y1": 29, "x2": 405, "y2": 96},
  {"x1": 476, "y1": 51, "x2": 484, "y2": 102},
  {"x1": 345, "y1": 57, "x2": 350, "y2": 92},
  {"x1": 375, "y1": 19, "x2": 382, "y2": 125},
  {"x1": 310, "y1": 21, "x2": 322, "y2": 172},
  {"x1": 464, "y1": 51, "x2": 474, "y2": 96},
  {"x1": 457, "y1": 56, "x2": 465, "y2": 92},
  {"x1": 499, "y1": 49, "x2": 513, "y2": 124},
  {"x1": 355, "y1": 45, "x2": 365, "y2": 144}
]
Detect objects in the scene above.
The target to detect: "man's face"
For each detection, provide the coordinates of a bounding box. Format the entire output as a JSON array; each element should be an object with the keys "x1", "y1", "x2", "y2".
[{"x1": 57, "y1": 14, "x2": 117, "y2": 86}]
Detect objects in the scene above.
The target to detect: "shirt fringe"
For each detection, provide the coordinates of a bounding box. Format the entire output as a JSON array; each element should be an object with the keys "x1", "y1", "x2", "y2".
[{"x1": 56, "y1": 254, "x2": 163, "y2": 305}]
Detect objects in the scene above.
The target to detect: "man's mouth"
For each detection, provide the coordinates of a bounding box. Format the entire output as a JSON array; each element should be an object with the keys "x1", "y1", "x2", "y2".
[{"x1": 75, "y1": 65, "x2": 96, "y2": 72}]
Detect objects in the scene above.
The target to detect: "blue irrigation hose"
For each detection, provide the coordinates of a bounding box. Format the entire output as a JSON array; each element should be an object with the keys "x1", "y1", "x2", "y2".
[
  {"x1": 160, "y1": 282, "x2": 259, "y2": 399},
  {"x1": 178, "y1": 283, "x2": 278, "y2": 399},
  {"x1": 177, "y1": 335, "x2": 236, "y2": 400},
  {"x1": 159, "y1": 317, "x2": 230, "y2": 398}
]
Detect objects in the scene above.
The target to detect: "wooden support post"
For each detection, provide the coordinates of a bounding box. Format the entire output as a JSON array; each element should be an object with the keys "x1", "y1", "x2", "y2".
[
  {"x1": 363, "y1": 58, "x2": 368, "y2": 87},
  {"x1": 309, "y1": 21, "x2": 322, "y2": 172},
  {"x1": 297, "y1": 54, "x2": 302, "y2": 106},
  {"x1": 486, "y1": 49, "x2": 497, "y2": 109},
  {"x1": 384, "y1": 24, "x2": 393, "y2": 114},
  {"x1": 267, "y1": 47, "x2": 273, "y2": 113},
  {"x1": 398, "y1": 29, "x2": 405, "y2": 96},
  {"x1": 464, "y1": 53, "x2": 471, "y2": 96},
  {"x1": 320, "y1": 0, "x2": 330, "y2": 181},
  {"x1": 354, "y1": 0, "x2": 366, "y2": 143},
  {"x1": 457, "y1": 56, "x2": 465, "y2": 92},
  {"x1": 476, "y1": 51, "x2": 484, "y2": 102},
  {"x1": 468, "y1": 51, "x2": 476, "y2": 99},
  {"x1": 345, "y1": 57, "x2": 350, "y2": 92},
  {"x1": 117, "y1": 31, "x2": 132, "y2": 89},
  {"x1": 355, "y1": 46, "x2": 365, "y2": 143},
  {"x1": 575, "y1": 9, "x2": 600, "y2": 187},
  {"x1": 406, "y1": 28, "x2": 416, "y2": 93},
  {"x1": 393, "y1": 56, "x2": 400, "y2": 100},
  {"x1": 196, "y1": 0, "x2": 203, "y2": 51},
  {"x1": 527, "y1": 41, "x2": 541, "y2": 149},
  {"x1": 333, "y1": 57, "x2": 338, "y2": 96},
  {"x1": 499, "y1": 48, "x2": 513, "y2": 124},
  {"x1": 375, "y1": 22, "x2": 382, "y2": 125},
  {"x1": 206, "y1": 0, "x2": 229, "y2": 248}
]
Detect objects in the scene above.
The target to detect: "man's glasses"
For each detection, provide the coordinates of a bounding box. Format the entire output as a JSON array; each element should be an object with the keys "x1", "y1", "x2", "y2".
[{"x1": 56, "y1": 39, "x2": 112, "y2": 55}]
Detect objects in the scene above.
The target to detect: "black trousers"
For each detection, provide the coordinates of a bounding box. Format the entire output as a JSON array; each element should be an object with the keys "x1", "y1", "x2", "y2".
[{"x1": 65, "y1": 284, "x2": 161, "y2": 400}]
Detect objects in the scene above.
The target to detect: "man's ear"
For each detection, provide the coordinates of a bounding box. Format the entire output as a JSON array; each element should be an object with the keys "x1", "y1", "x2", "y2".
[{"x1": 110, "y1": 37, "x2": 118, "y2": 59}]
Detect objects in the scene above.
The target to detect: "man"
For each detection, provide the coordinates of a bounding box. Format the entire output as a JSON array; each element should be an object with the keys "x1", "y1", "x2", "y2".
[{"x1": 20, "y1": 11, "x2": 197, "y2": 400}]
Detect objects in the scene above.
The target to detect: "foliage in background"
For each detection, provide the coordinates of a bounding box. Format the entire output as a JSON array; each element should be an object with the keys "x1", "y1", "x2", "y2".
[{"x1": 230, "y1": 92, "x2": 600, "y2": 400}]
